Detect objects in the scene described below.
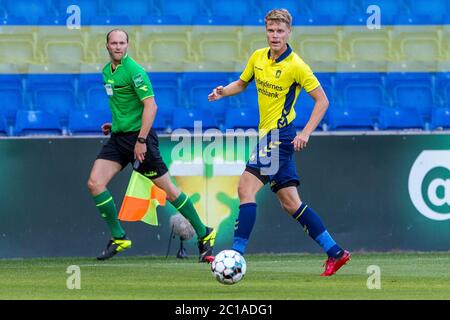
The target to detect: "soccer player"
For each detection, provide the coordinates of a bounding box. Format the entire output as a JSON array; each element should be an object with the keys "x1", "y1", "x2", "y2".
[
  {"x1": 208, "y1": 9, "x2": 350, "y2": 276},
  {"x1": 87, "y1": 29, "x2": 216, "y2": 262}
]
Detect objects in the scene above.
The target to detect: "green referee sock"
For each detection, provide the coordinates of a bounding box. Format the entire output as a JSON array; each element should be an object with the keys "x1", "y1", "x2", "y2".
[
  {"x1": 93, "y1": 190, "x2": 126, "y2": 239},
  {"x1": 171, "y1": 192, "x2": 207, "y2": 238}
]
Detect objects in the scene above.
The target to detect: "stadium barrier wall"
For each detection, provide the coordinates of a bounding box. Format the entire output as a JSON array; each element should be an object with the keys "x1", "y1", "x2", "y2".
[{"x1": 0, "y1": 133, "x2": 449, "y2": 258}]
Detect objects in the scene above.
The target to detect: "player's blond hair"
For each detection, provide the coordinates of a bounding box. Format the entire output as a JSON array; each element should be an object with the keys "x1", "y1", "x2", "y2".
[{"x1": 265, "y1": 9, "x2": 292, "y2": 29}]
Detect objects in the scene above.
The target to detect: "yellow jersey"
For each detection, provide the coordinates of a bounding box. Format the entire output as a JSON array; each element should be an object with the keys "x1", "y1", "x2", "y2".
[{"x1": 240, "y1": 44, "x2": 320, "y2": 134}]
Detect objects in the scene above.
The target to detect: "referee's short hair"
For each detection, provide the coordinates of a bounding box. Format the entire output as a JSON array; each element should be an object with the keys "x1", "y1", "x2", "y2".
[
  {"x1": 106, "y1": 29, "x2": 129, "y2": 43},
  {"x1": 265, "y1": 9, "x2": 292, "y2": 29}
]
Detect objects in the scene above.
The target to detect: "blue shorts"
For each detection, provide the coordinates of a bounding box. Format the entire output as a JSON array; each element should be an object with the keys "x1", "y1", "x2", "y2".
[{"x1": 246, "y1": 123, "x2": 300, "y2": 193}]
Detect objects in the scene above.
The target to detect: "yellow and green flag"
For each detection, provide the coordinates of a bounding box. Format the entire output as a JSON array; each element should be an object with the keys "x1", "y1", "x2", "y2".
[{"x1": 118, "y1": 170, "x2": 166, "y2": 226}]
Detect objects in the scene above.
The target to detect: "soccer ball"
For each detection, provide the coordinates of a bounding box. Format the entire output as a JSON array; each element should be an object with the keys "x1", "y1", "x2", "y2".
[{"x1": 211, "y1": 250, "x2": 247, "y2": 285}]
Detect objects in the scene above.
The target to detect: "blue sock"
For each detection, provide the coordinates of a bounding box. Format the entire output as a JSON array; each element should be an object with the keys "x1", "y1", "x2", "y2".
[
  {"x1": 232, "y1": 203, "x2": 257, "y2": 255},
  {"x1": 292, "y1": 203, "x2": 343, "y2": 258}
]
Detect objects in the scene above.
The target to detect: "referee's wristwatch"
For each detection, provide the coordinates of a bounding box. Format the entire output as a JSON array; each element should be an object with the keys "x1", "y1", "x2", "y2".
[{"x1": 137, "y1": 137, "x2": 147, "y2": 144}]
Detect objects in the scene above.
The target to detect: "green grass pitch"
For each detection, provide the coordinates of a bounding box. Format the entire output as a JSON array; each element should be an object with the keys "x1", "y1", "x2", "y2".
[{"x1": 1, "y1": 252, "x2": 449, "y2": 300}]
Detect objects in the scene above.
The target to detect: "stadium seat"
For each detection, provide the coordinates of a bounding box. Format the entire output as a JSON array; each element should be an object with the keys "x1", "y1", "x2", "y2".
[
  {"x1": 68, "y1": 108, "x2": 111, "y2": 135},
  {"x1": 402, "y1": 0, "x2": 447, "y2": 25},
  {"x1": 294, "y1": 89, "x2": 327, "y2": 130},
  {"x1": 79, "y1": 73, "x2": 108, "y2": 109},
  {"x1": 431, "y1": 107, "x2": 450, "y2": 130},
  {"x1": 343, "y1": 27, "x2": 392, "y2": 62},
  {"x1": 293, "y1": 103, "x2": 314, "y2": 130},
  {"x1": 182, "y1": 72, "x2": 231, "y2": 121},
  {"x1": 153, "y1": 84, "x2": 181, "y2": 122},
  {"x1": 90, "y1": 15, "x2": 132, "y2": 26},
  {"x1": 147, "y1": 38, "x2": 193, "y2": 64},
  {"x1": 256, "y1": 0, "x2": 305, "y2": 18},
  {"x1": 393, "y1": 83, "x2": 435, "y2": 120},
  {"x1": 307, "y1": 0, "x2": 350, "y2": 25},
  {"x1": 141, "y1": 15, "x2": 182, "y2": 25},
  {"x1": 0, "y1": 114, "x2": 8, "y2": 136},
  {"x1": 379, "y1": 107, "x2": 425, "y2": 130},
  {"x1": 237, "y1": 80, "x2": 259, "y2": 112},
  {"x1": 293, "y1": 32, "x2": 343, "y2": 66},
  {"x1": 44, "y1": 40, "x2": 90, "y2": 64},
  {"x1": 206, "y1": 0, "x2": 255, "y2": 25},
  {"x1": 328, "y1": 107, "x2": 376, "y2": 130},
  {"x1": 159, "y1": 0, "x2": 205, "y2": 25},
  {"x1": 172, "y1": 108, "x2": 218, "y2": 131},
  {"x1": 436, "y1": 72, "x2": 450, "y2": 106},
  {"x1": 0, "y1": 39, "x2": 35, "y2": 64},
  {"x1": 225, "y1": 108, "x2": 259, "y2": 130},
  {"x1": 391, "y1": 28, "x2": 442, "y2": 62},
  {"x1": 359, "y1": 0, "x2": 405, "y2": 25},
  {"x1": 4, "y1": 0, "x2": 49, "y2": 24},
  {"x1": 56, "y1": 0, "x2": 103, "y2": 25},
  {"x1": 14, "y1": 110, "x2": 62, "y2": 136},
  {"x1": 109, "y1": 0, "x2": 152, "y2": 24},
  {"x1": 0, "y1": 88, "x2": 23, "y2": 123},
  {"x1": 28, "y1": 74, "x2": 77, "y2": 122},
  {"x1": 0, "y1": 74, "x2": 24, "y2": 122},
  {"x1": 198, "y1": 38, "x2": 243, "y2": 64},
  {"x1": 151, "y1": 112, "x2": 170, "y2": 133}
]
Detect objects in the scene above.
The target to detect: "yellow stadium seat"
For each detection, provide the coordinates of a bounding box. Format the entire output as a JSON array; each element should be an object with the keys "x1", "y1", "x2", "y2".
[
  {"x1": 45, "y1": 41, "x2": 94, "y2": 64},
  {"x1": 147, "y1": 38, "x2": 193, "y2": 63},
  {"x1": 0, "y1": 40, "x2": 35, "y2": 64},
  {"x1": 198, "y1": 39, "x2": 243, "y2": 63},
  {"x1": 392, "y1": 26, "x2": 443, "y2": 62}
]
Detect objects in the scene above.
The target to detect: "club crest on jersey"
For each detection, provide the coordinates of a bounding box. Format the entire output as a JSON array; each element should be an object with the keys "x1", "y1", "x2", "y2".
[{"x1": 275, "y1": 70, "x2": 282, "y2": 78}]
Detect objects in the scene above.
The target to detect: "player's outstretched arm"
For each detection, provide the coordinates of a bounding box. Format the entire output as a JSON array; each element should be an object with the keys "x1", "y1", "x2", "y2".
[{"x1": 208, "y1": 79, "x2": 249, "y2": 101}]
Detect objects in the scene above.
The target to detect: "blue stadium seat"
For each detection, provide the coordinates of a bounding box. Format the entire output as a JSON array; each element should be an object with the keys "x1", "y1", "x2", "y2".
[
  {"x1": 206, "y1": 0, "x2": 254, "y2": 25},
  {"x1": 294, "y1": 89, "x2": 328, "y2": 130},
  {"x1": 436, "y1": 72, "x2": 450, "y2": 106},
  {"x1": 0, "y1": 75, "x2": 24, "y2": 122},
  {"x1": 393, "y1": 84, "x2": 435, "y2": 120},
  {"x1": 152, "y1": 76, "x2": 181, "y2": 122},
  {"x1": 257, "y1": 0, "x2": 305, "y2": 17},
  {"x1": 4, "y1": 0, "x2": 49, "y2": 24},
  {"x1": 0, "y1": 88, "x2": 23, "y2": 122},
  {"x1": 159, "y1": 0, "x2": 204, "y2": 24},
  {"x1": 141, "y1": 15, "x2": 182, "y2": 25},
  {"x1": 225, "y1": 108, "x2": 259, "y2": 130},
  {"x1": 79, "y1": 73, "x2": 108, "y2": 110},
  {"x1": 335, "y1": 73, "x2": 385, "y2": 118},
  {"x1": 305, "y1": 0, "x2": 349, "y2": 25},
  {"x1": 172, "y1": 108, "x2": 218, "y2": 131},
  {"x1": 402, "y1": 0, "x2": 447, "y2": 24},
  {"x1": 431, "y1": 107, "x2": 450, "y2": 130},
  {"x1": 328, "y1": 107, "x2": 376, "y2": 130},
  {"x1": 15, "y1": 110, "x2": 62, "y2": 136},
  {"x1": 293, "y1": 103, "x2": 314, "y2": 130},
  {"x1": 236, "y1": 80, "x2": 258, "y2": 110},
  {"x1": 386, "y1": 73, "x2": 435, "y2": 120},
  {"x1": 0, "y1": 114, "x2": 8, "y2": 136},
  {"x1": 151, "y1": 113, "x2": 170, "y2": 133},
  {"x1": 359, "y1": 0, "x2": 405, "y2": 25},
  {"x1": 28, "y1": 74, "x2": 77, "y2": 121},
  {"x1": 182, "y1": 73, "x2": 231, "y2": 120},
  {"x1": 56, "y1": 0, "x2": 103, "y2": 24},
  {"x1": 196, "y1": 15, "x2": 240, "y2": 26},
  {"x1": 90, "y1": 15, "x2": 132, "y2": 26},
  {"x1": 32, "y1": 88, "x2": 76, "y2": 122},
  {"x1": 109, "y1": 0, "x2": 151, "y2": 24},
  {"x1": 68, "y1": 108, "x2": 111, "y2": 135},
  {"x1": 379, "y1": 107, "x2": 424, "y2": 130}
]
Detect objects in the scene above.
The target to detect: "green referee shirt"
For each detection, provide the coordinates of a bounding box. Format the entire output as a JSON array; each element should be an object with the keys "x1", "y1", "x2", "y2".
[{"x1": 102, "y1": 54, "x2": 154, "y2": 133}]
